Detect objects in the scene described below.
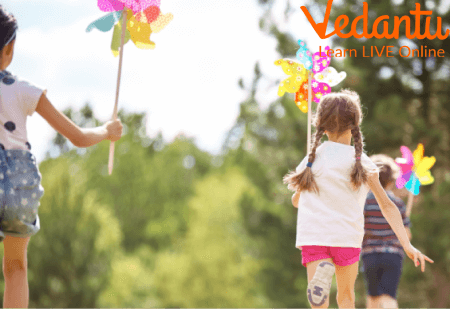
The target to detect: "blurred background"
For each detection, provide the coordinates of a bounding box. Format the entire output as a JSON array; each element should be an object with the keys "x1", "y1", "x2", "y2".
[{"x1": 3, "y1": 0, "x2": 450, "y2": 307}]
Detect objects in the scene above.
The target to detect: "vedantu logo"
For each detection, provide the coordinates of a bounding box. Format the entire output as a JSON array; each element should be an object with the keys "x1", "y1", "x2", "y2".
[{"x1": 301, "y1": 0, "x2": 449, "y2": 40}]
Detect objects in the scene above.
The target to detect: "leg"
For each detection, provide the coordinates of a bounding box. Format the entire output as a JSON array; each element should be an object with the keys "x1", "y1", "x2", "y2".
[
  {"x1": 306, "y1": 258, "x2": 334, "y2": 308},
  {"x1": 2, "y1": 235, "x2": 30, "y2": 308},
  {"x1": 335, "y1": 261, "x2": 359, "y2": 308},
  {"x1": 367, "y1": 295, "x2": 380, "y2": 308},
  {"x1": 378, "y1": 294, "x2": 398, "y2": 308},
  {"x1": 377, "y1": 254, "x2": 402, "y2": 309},
  {"x1": 362, "y1": 253, "x2": 383, "y2": 309}
]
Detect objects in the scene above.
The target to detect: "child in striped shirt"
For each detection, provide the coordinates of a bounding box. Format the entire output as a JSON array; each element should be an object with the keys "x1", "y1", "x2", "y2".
[{"x1": 362, "y1": 154, "x2": 412, "y2": 308}]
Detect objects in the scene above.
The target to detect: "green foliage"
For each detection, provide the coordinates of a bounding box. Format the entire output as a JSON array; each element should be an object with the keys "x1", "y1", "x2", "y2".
[
  {"x1": 152, "y1": 169, "x2": 268, "y2": 307},
  {"x1": 98, "y1": 247, "x2": 158, "y2": 307},
  {"x1": 27, "y1": 157, "x2": 122, "y2": 307}
]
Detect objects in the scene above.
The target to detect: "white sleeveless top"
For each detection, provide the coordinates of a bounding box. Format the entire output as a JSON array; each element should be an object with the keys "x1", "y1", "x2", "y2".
[
  {"x1": 295, "y1": 141, "x2": 378, "y2": 249},
  {"x1": 0, "y1": 70, "x2": 46, "y2": 151}
]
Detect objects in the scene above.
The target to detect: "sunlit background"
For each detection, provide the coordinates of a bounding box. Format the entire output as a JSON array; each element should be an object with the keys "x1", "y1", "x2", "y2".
[
  {"x1": 1, "y1": 0, "x2": 450, "y2": 308},
  {"x1": 7, "y1": 0, "x2": 329, "y2": 163}
]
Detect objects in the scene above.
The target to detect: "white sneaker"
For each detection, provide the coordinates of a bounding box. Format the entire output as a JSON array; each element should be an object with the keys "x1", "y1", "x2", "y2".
[{"x1": 307, "y1": 261, "x2": 335, "y2": 306}]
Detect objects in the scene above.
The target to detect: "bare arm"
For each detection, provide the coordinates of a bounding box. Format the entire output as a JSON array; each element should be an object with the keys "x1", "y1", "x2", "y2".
[
  {"x1": 368, "y1": 172, "x2": 411, "y2": 247},
  {"x1": 368, "y1": 171, "x2": 433, "y2": 271},
  {"x1": 405, "y1": 227, "x2": 412, "y2": 240},
  {"x1": 35, "y1": 94, "x2": 121, "y2": 148},
  {"x1": 292, "y1": 191, "x2": 300, "y2": 208}
]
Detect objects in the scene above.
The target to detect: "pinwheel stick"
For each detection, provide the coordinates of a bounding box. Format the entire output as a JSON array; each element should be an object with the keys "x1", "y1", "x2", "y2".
[
  {"x1": 406, "y1": 191, "x2": 414, "y2": 217},
  {"x1": 307, "y1": 72, "x2": 312, "y2": 153},
  {"x1": 108, "y1": 9, "x2": 128, "y2": 175}
]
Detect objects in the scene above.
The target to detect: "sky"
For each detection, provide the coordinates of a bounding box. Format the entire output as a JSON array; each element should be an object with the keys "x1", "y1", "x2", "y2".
[{"x1": 4, "y1": 0, "x2": 331, "y2": 163}]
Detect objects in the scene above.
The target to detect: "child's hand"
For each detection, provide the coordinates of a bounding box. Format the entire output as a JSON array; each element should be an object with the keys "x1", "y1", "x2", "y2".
[
  {"x1": 404, "y1": 243, "x2": 434, "y2": 272},
  {"x1": 104, "y1": 119, "x2": 123, "y2": 142}
]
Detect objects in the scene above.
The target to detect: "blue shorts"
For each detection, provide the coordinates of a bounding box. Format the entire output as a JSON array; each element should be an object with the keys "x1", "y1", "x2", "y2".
[
  {"x1": 0, "y1": 148, "x2": 44, "y2": 241},
  {"x1": 362, "y1": 252, "x2": 403, "y2": 299}
]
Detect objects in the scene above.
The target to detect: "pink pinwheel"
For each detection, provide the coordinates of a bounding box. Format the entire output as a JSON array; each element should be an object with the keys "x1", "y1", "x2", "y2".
[
  {"x1": 395, "y1": 144, "x2": 436, "y2": 195},
  {"x1": 396, "y1": 146, "x2": 415, "y2": 189},
  {"x1": 276, "y1": 40, "x2": 347, "y2": 152},
  {"x1": 88, "y1": 0, "x2": 173, "y2": 56},
  {"x1": 87, "y1": 0, "x2": 173, "y2": 174},
  {"x1": 99, "y1": 0, "x2": 158, "y2": 13},
  {"x1": 311, "y1": 46, "x2": 331, "y2": 74},
  {"x1": 98, "y1": 0, "x2": 164, "y2": 23},
  {"x1": 295, "y1": 43, "x2": 346, "y2": 109}
]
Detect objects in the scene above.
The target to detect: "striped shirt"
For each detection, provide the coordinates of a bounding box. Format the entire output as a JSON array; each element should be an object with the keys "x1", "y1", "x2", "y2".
[{"x1": 362, "y1": 191, "x2": 411, "y2": 257}]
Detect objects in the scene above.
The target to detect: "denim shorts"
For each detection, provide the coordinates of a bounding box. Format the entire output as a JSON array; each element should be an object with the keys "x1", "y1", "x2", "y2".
[
  {"x1": 362, "y1": 252, "x2": 403, "y2": 299},
  {"x1": 0, "y1": 148, "x2": 44, "y2": 241}
]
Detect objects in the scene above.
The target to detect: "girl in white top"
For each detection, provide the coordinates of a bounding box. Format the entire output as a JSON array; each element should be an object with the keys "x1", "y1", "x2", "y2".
[
  {"x1": 0, "y1": 5, "x2": 122, "y2": 308},
  {"x1": 283, "y1": 89, "x2": 433, "y2": 308}
]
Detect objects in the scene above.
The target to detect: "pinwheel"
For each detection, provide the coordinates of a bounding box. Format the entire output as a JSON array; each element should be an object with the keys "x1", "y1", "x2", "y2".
[
  {"x1": 275, "y1": 40, "x2": 346, "y2": 152},
  {"x1": 87, "y1": 0, "x2": 173, "y2": 56},
  {"x1": 86, "y1": 0, "x2": 173, "y2": 174},
  {"x1": 395, "y1": 143, "x2": 436, "y2": 195}
]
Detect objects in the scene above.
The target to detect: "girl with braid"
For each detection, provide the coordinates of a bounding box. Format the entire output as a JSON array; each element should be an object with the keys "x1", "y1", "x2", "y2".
[
  {"x1": 0, "y1": 5, "x2": 122, "y2": 307},
  {"x1": 284, "y1": 90, "x2": 433, "y2": 309}
]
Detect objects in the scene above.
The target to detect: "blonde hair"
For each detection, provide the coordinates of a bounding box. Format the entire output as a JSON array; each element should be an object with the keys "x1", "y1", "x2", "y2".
[
  {"x1": 370, "y1": 154, "x2": 399, "y2": 189},
  {"x1": 283, "y1": 89, "x2": 369, "y2": 193}
]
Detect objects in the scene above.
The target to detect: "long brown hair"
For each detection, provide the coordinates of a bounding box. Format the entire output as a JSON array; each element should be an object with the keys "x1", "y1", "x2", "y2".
[{"x1": 283, "y1": 89, "x2": 368, "y2": 193}]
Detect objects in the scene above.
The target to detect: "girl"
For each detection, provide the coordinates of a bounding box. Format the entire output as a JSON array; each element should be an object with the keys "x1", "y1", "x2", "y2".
[
  {"x1": 362, "y1": 154, "x2": 412, "y2": 308},
  {"x1": 284, "y1": 89, "x2": 433, "y2": 308},
  {"x1": 0, "y1": 5, "x2": 123, "y2": 308}
]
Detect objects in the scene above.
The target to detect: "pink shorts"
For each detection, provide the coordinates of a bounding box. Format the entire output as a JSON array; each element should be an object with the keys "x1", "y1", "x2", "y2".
[{"x1": 301, "y1": 246, "x2": 361, "y2": 267}]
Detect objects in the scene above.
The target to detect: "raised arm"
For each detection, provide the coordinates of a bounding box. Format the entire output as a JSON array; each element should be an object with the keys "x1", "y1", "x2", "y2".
[
  {"x1": 367, "y1": 171, "x2": 433, "y2": 271},
  {"x1": 35, "y1": 94, "x2": 122, "y2": 148}
]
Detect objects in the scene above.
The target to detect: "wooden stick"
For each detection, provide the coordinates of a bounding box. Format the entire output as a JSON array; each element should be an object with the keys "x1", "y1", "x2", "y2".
[
  {"x1": 108, "y1": 9, "x2": 127, "y2": 175},
  {"x1": 307, "y1": 72, "x2": 312, "y2": 154},
  {"x1": 406, "y1": 190, "x2": 414, "y2": 217}
]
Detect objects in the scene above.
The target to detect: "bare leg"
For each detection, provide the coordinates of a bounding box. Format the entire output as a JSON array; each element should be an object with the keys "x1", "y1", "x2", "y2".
[
  {"x1": 335, "y1": 261, "x2": 359, "y2": 308},
  {"x1": 378, "y1": 294, "x2": 398, "y2": 308},
  {"x1": 306, "y1": 258, "x2": 334, "y2": 308},
  {"x1": 2, "y1": 236, "x2": 30, "y2": 308},
  {"x1": 367, "y1": 295, "x2": 380, "y2": 308}
]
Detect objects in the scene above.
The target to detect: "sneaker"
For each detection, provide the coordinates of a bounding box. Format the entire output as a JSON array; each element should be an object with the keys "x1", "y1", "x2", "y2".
[{"x1": 307, "y1": 261, "x2": 335, "y2": 306}]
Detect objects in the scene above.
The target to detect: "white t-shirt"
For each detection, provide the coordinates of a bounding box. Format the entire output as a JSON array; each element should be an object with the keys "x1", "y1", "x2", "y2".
[
  {"x1": 295, "y1": 141, "x2": 378, "y2": 249},
  {"x1": 0, "y1": 70, "x2": 46, "y2": 151}
]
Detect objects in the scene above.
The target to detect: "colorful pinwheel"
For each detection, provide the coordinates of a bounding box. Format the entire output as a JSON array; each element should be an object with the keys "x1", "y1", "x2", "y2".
[
  {"x1": 275, "y1": 39, "x2": 346, "y2": 152},
  {"x1": 293, "y1": 40, "x2": 346, "y2": 112},
  {"x1": 86, "y1": 0, "x2": 173, "y2": 174},
  {"x1": 395, "y1": 143, "x2": 436, "y2": 195},
  {"x1": 87, "y1": 0, "x2": 173, "y2": 56}
]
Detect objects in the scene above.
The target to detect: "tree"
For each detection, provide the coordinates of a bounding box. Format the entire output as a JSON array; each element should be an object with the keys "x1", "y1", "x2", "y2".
[
  {"x1": 26, "y1": 157, "x2": 122, "y2": 307},
  {"x1": 151, "y1": 169, "x2": 269, "y2": 307}
]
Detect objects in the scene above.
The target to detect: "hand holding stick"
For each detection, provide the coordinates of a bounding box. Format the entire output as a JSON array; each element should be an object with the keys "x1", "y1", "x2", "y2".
[{"x1": 108, "y1": 9, "x2": 127, "y2": 175}]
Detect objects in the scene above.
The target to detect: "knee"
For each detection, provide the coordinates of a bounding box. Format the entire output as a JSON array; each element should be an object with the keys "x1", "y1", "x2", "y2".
[
  {"x1": 337, "y1": 288, "x2": 355, "y2": 304},
  {"x1": 2, "y1": 258, "x2": 27, "y2": 278}
]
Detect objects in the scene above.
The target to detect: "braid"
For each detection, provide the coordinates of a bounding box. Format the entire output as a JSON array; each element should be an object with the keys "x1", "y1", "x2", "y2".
[
  {"x1": 283, "y1": 127, "x2": 325, "y2": 194},
  {"x1": 308, "y1": 127, "x2": 325, "y2": 164},
  {"x1": 350, "y1": 126, "x2": 368, "y2": 189}
]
